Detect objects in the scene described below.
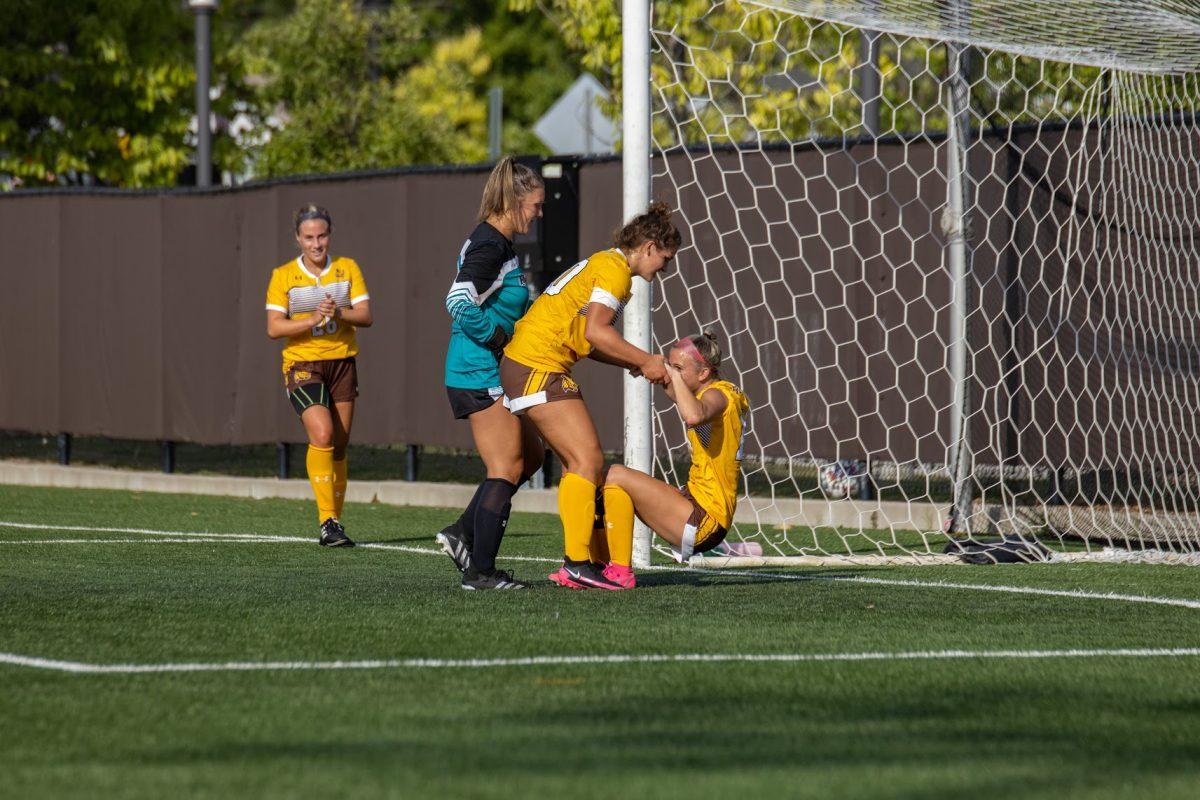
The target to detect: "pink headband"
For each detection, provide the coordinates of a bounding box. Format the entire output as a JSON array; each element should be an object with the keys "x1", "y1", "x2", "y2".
[{"x1": 673, "y1": 338, "x2": 705, "y2": 366}]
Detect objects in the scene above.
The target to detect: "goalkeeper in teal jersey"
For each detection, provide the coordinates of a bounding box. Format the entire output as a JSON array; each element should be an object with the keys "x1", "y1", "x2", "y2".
[{"x1": 437, "y1": 156, "x2": 546, "y2": 590}]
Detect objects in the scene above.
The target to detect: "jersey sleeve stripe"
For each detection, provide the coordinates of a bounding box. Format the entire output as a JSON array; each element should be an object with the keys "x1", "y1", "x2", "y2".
[
  {"x1": 588, "y1": 288, "x2": 622, "y2": 310},
  {"x1": 446, "y1": 281, "x2": 481, "y2": 305},
  {"x1": 265, "y1": 303, "x2": 287, "y2": 313},
  {"x1": 351, "y1": 293, "x2": 369, "y2": 305}
]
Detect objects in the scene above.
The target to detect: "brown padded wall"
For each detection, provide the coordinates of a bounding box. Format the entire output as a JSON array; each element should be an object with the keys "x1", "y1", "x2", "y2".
[
  {"x1": 162, "y1": 194, "x2": 243, "y2": 442},
  {"x1": 8, "y1": 133, "x2": 1186, "y2": 469},
  {"x1": 0, "y1": 166, "x2": 634, "y2": 449},
  {"x1": 2, "y1": 196, "x2": 61, "y2": 432},
  {"x1": 57, "y1": 196, "x2": 165, "y2": 439}
]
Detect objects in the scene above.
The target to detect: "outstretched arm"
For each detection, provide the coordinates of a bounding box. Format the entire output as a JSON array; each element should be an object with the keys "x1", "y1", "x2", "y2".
[{"x1": 584, "y1": 303, "x2": 667, "y2": 382}]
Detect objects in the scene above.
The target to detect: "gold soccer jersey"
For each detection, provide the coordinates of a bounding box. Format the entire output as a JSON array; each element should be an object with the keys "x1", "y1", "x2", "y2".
[
  {"x1": 265, "y1": 256, "x2": 369, "y2": 373},
  {"x1": 504, "y1": 249, "x2": 632, "y2": 373},
  {"x1": 685, "y1": 381, "x2": 750, "y2": 530}
]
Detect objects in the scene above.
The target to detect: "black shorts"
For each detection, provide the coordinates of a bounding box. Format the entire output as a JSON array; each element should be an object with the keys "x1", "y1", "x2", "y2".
[{"x1": 446, "y1": 386, "x2": 504, "y2": 420}]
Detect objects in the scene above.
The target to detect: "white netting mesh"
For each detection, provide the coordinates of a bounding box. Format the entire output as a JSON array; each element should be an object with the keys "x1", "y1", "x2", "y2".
[
  {"x1": 646, "y1": 0, "x2": 1200, "y2": 562},
  {"x1": 760, "y1": 1, "x2": 1200, "y2": 74}
]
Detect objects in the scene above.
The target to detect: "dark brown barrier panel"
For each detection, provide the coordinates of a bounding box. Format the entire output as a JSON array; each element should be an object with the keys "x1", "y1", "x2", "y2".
[
  {"x1": 0, "y1": 163, "x2": 630, "y2": 453},
  {"x1": 11, "y1": 131, "x2": 1190, "y2": 471},
  {"x1": 2, "y1": 195, "x2": 61, "y2": 433},
  {"x1": 58, "y1": 195, "x2": 165, "y2": 440}
]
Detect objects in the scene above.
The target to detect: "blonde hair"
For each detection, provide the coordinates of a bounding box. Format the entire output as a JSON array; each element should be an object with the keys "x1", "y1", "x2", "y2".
[
  {"x1": 614, "y1": 200, "x2": 682, "y2": 252},
  {"x1": 478, "y1": 156, "x2": 544, "y2": 222},
  {"x1": 293, "y1": 204, "x2": 332, "y2": 234},
  {"x1": 685, "y1": 329, "x2": 722, "y2": 374}
]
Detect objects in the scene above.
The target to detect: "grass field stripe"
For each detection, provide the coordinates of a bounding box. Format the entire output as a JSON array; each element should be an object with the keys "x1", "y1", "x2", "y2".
[
  {"x1": 6, "y1": 520, "x2": 1200, "y2": 611},
  {"x1": 4, "y1": 647, "x2": 1200, "y2": 674}
]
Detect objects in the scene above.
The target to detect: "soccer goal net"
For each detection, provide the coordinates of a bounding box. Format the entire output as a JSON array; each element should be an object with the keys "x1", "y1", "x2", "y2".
[{"x1": 627, "y1": 0, "x2": 1200, "y2": 566}]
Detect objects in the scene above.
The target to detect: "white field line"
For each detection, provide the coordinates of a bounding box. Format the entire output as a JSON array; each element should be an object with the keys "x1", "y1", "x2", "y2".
[
  {"x1": 4, "y1": 519, "x2": 1200, "y2": 611},
  {"x1": 0, "y1": 538, "x2": 285, "y2": 545},
  {"x1": 3, "y1": 647, "x2": 1200, "y2": 675},
  {"x1": 709, "y1": 569, "x2": 1200, "y2": 611}
]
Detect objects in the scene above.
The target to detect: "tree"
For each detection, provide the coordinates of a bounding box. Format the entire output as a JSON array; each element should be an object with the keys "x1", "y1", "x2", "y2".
[
  {"x1": 393, "y1": 0, "x2": 583, "y2": 155},
  {"x1": 508, "y1": 0, "x2": 1118, "y2": 147},
  {"x1": 0, "y1": 0, "x2": 201, "y2": 188},
  {"x1": 235, "y1": 0, "x2": 501, "y2": 176}
]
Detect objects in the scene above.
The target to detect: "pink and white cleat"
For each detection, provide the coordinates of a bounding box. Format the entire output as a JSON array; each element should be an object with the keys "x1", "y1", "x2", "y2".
[
  {"x1": 548, "y1": 566, "x2": 587, "y2": 589},
  {"x1": 602, "y1": 563, "x2": 636, "y2": 589}
]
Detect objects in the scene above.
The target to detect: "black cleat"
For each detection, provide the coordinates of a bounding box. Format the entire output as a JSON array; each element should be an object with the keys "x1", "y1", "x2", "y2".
[
  {"x1": 319, "y1": 517, "x2": 355, "y2": 547},
  {"x1": 435, "y1": 522, "x2": 471, "y2": 574},
  {"x1": 461, "y1": 566, "x2": 528, "y2": 590}
]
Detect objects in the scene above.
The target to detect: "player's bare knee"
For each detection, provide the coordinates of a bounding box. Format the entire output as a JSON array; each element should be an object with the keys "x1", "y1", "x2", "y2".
[
  {"x1": 488, "y1": 461, "x2": 523, "y2": 484},
  {"x1": 567, "y1": 455, "x2": 604, "y2": 485},
  {"x1": 604, "y1": 464, "x2": 630, "y2": 487}
]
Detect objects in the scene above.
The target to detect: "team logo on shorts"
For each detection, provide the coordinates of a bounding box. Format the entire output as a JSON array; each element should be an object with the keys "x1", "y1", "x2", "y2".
[
  {"x1": 561, "y1": 376, "x2": 580, "y2": 394},
  {"x1": 294, "y1": 370, "x2": 311, "y2": 382}
]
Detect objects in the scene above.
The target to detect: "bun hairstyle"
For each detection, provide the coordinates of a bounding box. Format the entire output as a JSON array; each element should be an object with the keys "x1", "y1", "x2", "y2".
[
  {"x1": 478, "y1": 155, "x2": 544, "y2": 222},
  {"x1": 293, "y1": 204, "x2": 332, "y2": 234},
  {"x1": 683, "y1": 329, "x2": 722, "y2": 374},
  {"x1": 614, "y1": 200, "x2": 682, "y2": 253}
]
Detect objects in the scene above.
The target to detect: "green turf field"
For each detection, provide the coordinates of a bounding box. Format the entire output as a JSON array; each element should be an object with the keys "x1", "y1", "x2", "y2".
[{"x1": 2, "y1": 484, "x2": 1200, "y2": 799}]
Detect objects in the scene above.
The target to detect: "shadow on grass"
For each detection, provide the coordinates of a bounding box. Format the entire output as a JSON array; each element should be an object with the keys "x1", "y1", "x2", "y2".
[{"x1": 125, "y1": 674, "x2": 1200, "y2": 797}]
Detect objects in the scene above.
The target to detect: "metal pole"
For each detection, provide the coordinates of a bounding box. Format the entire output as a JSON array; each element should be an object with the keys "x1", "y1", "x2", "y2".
[
  {"x1": 858, "y1": 30, "x2": 881, "y2": 136},
  {"x1": 944, "y1": 7, "x2": 974, "y2": 534},
  {"x1": 488, "y1": 86, "x2": 503, "y2": 161},
  {"x1": 623, "y1": 0, "x2": 653, "y2": 568},
  {"x1": 276, "y1": 442, "x2": 290, "y2": 480},
  {"x1": 584, "y1": 85, "x2": 594, "y2": 155},
  {"x1": 191, "y1": 1, "x2": 216, "y2": 187},
  {"x1": 405, "y1": 444, "x2": 421, "y2": 482}
]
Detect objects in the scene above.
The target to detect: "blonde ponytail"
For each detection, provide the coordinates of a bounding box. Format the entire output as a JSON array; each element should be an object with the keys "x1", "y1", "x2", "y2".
[{"x1": 478, "y1": 156, "x2": 543, "y2": 222}]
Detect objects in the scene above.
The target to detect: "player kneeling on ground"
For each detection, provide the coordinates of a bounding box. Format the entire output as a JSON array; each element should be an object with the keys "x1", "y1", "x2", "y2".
[{"x1": 600, "y1": 332, "x2": 750, "y2": 587}]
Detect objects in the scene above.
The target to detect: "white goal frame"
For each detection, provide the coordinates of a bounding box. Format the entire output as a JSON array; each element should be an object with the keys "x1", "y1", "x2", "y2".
[{"x1": 622, "y1": 0, "x2": 1200, "y2": 568}]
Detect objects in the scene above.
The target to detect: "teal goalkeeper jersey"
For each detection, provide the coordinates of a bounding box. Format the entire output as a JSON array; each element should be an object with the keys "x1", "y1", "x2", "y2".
[{"x1": 444, "y1": 222, "x2": 531, "y2": 390}]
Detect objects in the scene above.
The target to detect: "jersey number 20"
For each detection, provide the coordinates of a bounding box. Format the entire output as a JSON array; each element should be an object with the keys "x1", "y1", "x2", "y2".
[
  {"x1": 543, "y1": 259, "x2": 588, "y2": 295},
  {"x1": 312, "y1": 320, "x2": 338, "y2": 337}
]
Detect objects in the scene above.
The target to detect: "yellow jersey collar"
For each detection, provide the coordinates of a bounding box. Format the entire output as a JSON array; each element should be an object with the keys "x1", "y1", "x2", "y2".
[
  {"x1": 295, "y1": 255, "x2": 332, "y2": 281},
  {"x1": 610, "y1": 248, "x2": 631, "y2": 273}
]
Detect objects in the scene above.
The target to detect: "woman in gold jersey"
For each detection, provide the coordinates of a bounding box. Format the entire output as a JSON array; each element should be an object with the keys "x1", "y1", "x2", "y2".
[
  {"x1": 599, "y1": 332, "x2": 750, "y2": 587},
  {"x1": 265, "y1": 205, "x2": 373, "y2": 547},
  {"x1": 500, "y1": 202, "x2": 680, "y2": 589}
]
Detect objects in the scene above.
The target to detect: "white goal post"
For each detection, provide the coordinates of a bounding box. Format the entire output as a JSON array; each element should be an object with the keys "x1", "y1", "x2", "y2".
[{"x1": 622, "y1": 0, "x2": 1200, "y2": 567}]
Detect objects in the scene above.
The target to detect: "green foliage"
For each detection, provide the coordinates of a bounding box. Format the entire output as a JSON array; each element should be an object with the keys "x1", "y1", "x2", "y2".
[
  {"x1": 234, "y1": 0, "x2": 584, "y2": 175},
  {"x1": 0, "y1": 0, "x2": 198, "y2": 188},
  {"x1": 235, "y1": 0, "x2": 487, "y2": 176},
  {"x1": 510, "y1": 0, "x2": 1136, "y2": 148},
  {"x1": 0, "y1": 0, "x2": 583, "y2": 188},
  {"x1": 408, "y1": 1, "x2": 582, "y2": 155}
]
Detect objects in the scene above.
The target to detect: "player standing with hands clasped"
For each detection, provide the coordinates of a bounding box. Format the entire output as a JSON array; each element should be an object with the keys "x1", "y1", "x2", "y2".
[
  {"x1": 437, "y1": 156, "x2": 546, "y2": 590},
  {"x1": 500, "y1": 201, "x2": 681, "y2": 589},
  {"x1": 265, "y1": 205, "x2": 373, "y2": 547}
]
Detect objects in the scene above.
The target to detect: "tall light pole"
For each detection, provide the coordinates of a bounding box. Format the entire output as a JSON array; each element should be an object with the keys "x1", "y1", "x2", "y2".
[{"x1": 189, "y1": 0, "x2": 217, "y2": 187}]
